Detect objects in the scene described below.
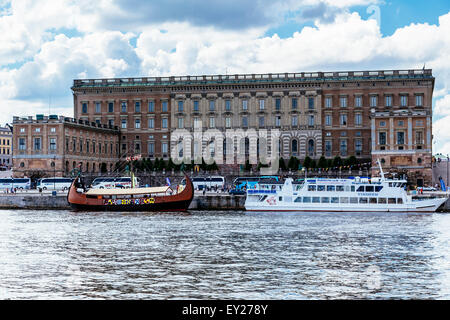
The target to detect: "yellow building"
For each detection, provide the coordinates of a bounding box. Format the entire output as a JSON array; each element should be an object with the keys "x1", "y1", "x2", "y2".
[{"x1": 0, "y1": 125, "x2": 12, "y2": 169}]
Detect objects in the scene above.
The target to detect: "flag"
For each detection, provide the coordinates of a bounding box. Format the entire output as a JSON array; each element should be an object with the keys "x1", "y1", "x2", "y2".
[{"x1": 166, "y1": 178, "x2": 171, "y2": 186}]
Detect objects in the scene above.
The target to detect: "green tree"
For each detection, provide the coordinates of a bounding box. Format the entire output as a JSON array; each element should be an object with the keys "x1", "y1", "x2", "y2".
[
  {"x1": 278, "y1": 157, "x2": 287, "y2": 171},
  {"x1": 302, "y1": 156, "x2": 312, "y2": 169},
  {"x1": 332, "y1": 156, "x2": 342, "y2": 167},
  {"x1": 318, "y1": 156, "x2": 327, "y2": 168}
]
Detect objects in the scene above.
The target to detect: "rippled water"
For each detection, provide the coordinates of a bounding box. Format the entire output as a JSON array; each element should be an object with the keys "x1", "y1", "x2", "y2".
[{"x1": 1, "y1": 209, "x2": 450, "y2": 299}]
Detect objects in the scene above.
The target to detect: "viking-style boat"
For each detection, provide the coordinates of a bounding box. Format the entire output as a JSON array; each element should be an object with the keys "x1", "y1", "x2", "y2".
[{"x1": 67, "y1": 175, "x2": 194, "y2": 212}]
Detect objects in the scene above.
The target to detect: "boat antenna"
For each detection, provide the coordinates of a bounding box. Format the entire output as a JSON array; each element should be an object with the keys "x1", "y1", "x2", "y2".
[{"x1": 377, "y1": 158, "x2": 385, "y2": 181}]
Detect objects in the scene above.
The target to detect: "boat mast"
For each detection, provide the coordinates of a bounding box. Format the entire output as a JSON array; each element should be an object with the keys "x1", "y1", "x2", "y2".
[{"x1": 377, "y1": 158, "x2": 385, "y2": 181}]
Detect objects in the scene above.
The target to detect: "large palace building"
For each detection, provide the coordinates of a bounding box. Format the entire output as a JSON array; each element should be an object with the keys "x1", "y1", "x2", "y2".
[{"x1": 71, "y1": 68, "x2": 434, "y2": 185}]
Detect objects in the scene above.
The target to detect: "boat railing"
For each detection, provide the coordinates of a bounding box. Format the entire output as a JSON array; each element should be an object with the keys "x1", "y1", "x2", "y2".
[{"x1": 247, "y1": 189, "x2": 277, "y2": 194}]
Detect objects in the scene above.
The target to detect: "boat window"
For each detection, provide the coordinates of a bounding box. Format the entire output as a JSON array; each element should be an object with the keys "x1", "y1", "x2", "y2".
[
  {"x1": 389, "y1": 183, "x2": 393, "y2": 187},
  {"x1": 350, "y1": 197, "x2": 358, "y2": 204},
  {"x1": 366, "y1": 186, "x2": 374, "y2": 192},
  {"x1": 370, "y1": 198, "x2": 377, "y2": 204},
  {"x1": 336, "y1": 186, "x2": 344, "y2": 192},
  {"x1": 296, "y1": 185, "x2": 302, "y2": 191},
  {"x1": 351, "y1": 186, "x2": 355, "y2": 192},
  {"x1": 327, "y1": 185, "x2": 335, "y2": 192},
  {"x1": 317, "y1": 185, "x2": 325, "y2": 191},
  {"x1": 312, "y1": 197, "x2": 320, "y2": 203},
  {"x1": 378, "y1": 198, "x2": 387, "y2": 204},
  {"x1": 303, "y1": 197, "x2": 311, "y2": 203},
  {"x1": 345, "y1": 186, "x2": 350, "y2": 192},
  {"x1": 388, "y1": 198, "x2": 396, "y2": 204},
  {"x1": 103, "y1": 195, "x2": 111, "y2": 199},
  {"x1": 279, "y1": 197, "x2": 283, "y2": 201},
  {"x1": 308, "y1": 185, "x2": 316, "y2": 191},
  {"x1": 397, "y1": 198, "x2": 403, "y2": 204},
  {"x1": 340, "y1": 197, "x2": 349, "y2": 203},
  {"x1": 321, "y1": 197, "x2": 330, "y2": 203},
  {"x1": 359, "y1": 197, "x2": 368, "y2": 204},
  {"x1": 375, "y1": 186, "x2": 383, "y2": 192},
  {"x1": 331, "y1": 197, "x2": 339, "y2": 203},
  {"x1": 357, "y1": 186, "x2": 364, "y2": 192},
  {"x1": 294, "y1": 197, "x2": 302, "y2": 203}
]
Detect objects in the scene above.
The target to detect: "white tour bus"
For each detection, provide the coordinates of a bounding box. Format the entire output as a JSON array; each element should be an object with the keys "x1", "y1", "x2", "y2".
[
  {"x1": 91, "y1": 177, "x2": 138, "y2": 189},
  {"x1": 183, "y1": 176, "x2": 225, "y2": 190},
  {"x1": 37, "y1": 177, "x2": 74, "y2": 190},
  {"x1": 0, "y1": 178, "x2": 31, "y2": 190}
]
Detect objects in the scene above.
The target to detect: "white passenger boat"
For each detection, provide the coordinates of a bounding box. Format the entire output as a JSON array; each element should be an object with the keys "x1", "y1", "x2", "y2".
[{"x1": 245, "y1": 162, "x2": 447, "y2": 213}]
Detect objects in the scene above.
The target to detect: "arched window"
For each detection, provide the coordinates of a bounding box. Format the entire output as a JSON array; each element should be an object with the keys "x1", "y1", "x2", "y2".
[
  {"x1": 291, "y1": 139, "x2": 298, "y2": 156},
  {"x1": 308, "y1": 139, "x2": 315, "y2": 157}
]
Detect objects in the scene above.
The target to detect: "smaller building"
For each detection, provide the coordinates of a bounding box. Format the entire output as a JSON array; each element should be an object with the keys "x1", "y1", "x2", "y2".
[
  {"x1": 12, "y1": 115, "x2": 120, "y2": 178},
  {"x1": 0, "y1": 125, "x2": 12, "y2": 169}
]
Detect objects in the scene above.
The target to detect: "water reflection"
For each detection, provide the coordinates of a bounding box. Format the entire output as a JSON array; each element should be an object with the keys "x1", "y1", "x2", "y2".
[{"x1": 0, "y1": 210, "x2": 449, "y2": 299}]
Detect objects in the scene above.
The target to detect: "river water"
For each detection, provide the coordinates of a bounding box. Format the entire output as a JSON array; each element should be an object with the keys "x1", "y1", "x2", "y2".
[{"x1": 1, "y1": 209, "x2": 450, "y2": 299}]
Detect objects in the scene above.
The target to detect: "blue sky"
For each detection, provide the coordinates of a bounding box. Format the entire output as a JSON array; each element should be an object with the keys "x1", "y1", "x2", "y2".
[{"x1": 0, "y1": 0, "x2": 450, "y2": 154}]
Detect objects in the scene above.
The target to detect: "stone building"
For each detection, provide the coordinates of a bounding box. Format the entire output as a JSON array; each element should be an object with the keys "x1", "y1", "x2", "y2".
[
  {"x1": 0, "y1": 125, "x2": 12, "y2": 169},
  {"x1": 71, "y1": 69, "x2": 434, "y2": 185},
  {"x1": 12, "y1": 115, "x2": 120, "y2": 178}
]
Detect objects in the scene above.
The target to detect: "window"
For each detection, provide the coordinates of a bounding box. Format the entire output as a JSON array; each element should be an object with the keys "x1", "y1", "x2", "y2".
[
  {"x1": 416, "y1": 95, "x2": 423, "y2": 107},
  {"x1": 95, "y1": 119, "x2": 100, "y2": 125},
  {"x1": 108, "y1": 119, "x2": 114, "y2": 127},
  {"x1": 148, "y1": 142, "x2": 155, "y2": 156},
  {"x1": 148, "y1": 101, "x2": 154, "y2": 112},
  {"x1": 148, "y1": 118, "x2": 154, "y2": 129},
  {"x1": 50, "y1": 127, "x2": 56, "y2": 133},
  {"x1": 308, "y1": 115, "x2": 315, "y2": 126},
  {"x1": 95, "y1": 102, "x2": 101, "y2": 113},
  {"x1": 108, "y1": 102, "x2": 114, "y2": 113},
  {"x1": 385, "y1": 95, "x2": 392, "y2": 107},
  {"x1": 397, "y1": 132, "x2": 405, "y2": 145},
  {"x1": 400, "y1": 95, "x2": 408, "y2": 107},
  {"x1": 291, "y1": 115, "x2": 298, "y2": 126},
  {"x1": 340, "y1": 139, "x2": 347, "y2": 156},
  {"x1": 416, "y1": 120, "x2": 424, "y2": 126},
  {"x1": 135, "y1": 118, "x2": 141, "y2": 129},
  {"x1": 242, "y1": 116, "x2": 248, "y2": 127},
  {"x1": 135, "y1": 101, "x2": 141, "y2": 113},
  {"x1": 162, "y1": 142, "x2": 168, "y2": 155},
  {"x1": 242, "y1": 100, "x2": 248, "y2": 110},
  {"x1": 325, "y1": 97, "x2": 332, "y2": 108},
  {"x1": 193, "y1": 100, "x2": 199, "y2": 112},
  {"x1": 121, "y1": 119, "x2": 127, "y2": 129},
  {"x1": 34, "y1": 137, "x2": 41, "y2": 151},
  {"x1": 225, "y1": 117, "x2": 231, "y2": 128},
  {"x1": 20, "y1": 128, "x2": 25, "y2": 133},
  {"x1": 398, "y1": 120, "x2": 404, "y2": 126},
  {"x1": 82, "y1": 102, "x2": 87, "y2": 113},
  {"x1": 121, "y1": 101, "x2": 127, "y2": 112},
  {"x1": 355, "y1": 113, "x2": 362, "y2": 126},
  {"x1": 325, "y1": 114, "x2": 332, "y2": 126},
  {"x1": 308, "y1": 139, "x2": 314, "y2": 156},
  {"x1": 370, "y1": 96, "x2": 377, "y2": 107},
  {"x1": 209, "y1": 100, "x2": 215, "y2": 111},
  {"x1": 209, "y1": 117, "x2": 215, "y2": 128},
  {"x1": 415, "y1": 131, "x2": 423, "y2": 145},
  {"x1": 355, "y1": 139, "x2": 362, "y2": 154},
  {"x1": 308, "y1": 97, "x2": 314, "y2": 109},
  {"x1": 292, "y1": 98, "x2": 297, "y2": 109},
  {"x1": 162, "y1": 118, "x2": 168, "y2": 128},
  {"x1": 194, "y1": 118, "x2": 201, "y2": 129},
  {"x1": 257, "y1": 116, "x2": 264, "y2": 127},
  {"x1": 49, "y1": 138, "x2": 56, "y2": 150},
  {"x1": 325, "y1": 140, "x2": 332, "y2": 157},
  {"x1": 177, "y1": 101, "x2": 183, "y2": 112},
  {"x1": 340, "y1": 114, "x2": 347, "y2": 126},
  {"x1": 327, "y1": 185, "x2": 335, "y2": 192},
  {"x1": 275, "y1": 116, "x2": 281, "y2": 127},
  {"x1": 162, "y1": 101, "x2": 168, "y2": 112},
  {"x1": 259, "y1": 99, "x2": 265, "y2": 110},
  {"x1": 275, "y1": 98, "x2": 281, "y2": 110},
  {"x1": 225, "y1": 100, "x2": 231, "y2": 111},
  {"x1": 340, "y1": 96, "x2": 347, "y2": 108},
  {"x1": 291, "y1": 139, "x2": 298, "y2": 155},
  {"x1": 379, "y1": 132, "x2": 386, "y2": 145},
  {"x1": 79, "y1": 139, "x2": 83, "y2": 153},
  {"x1": 178, "y1": 117, "x2": 184, "y2": 129},
  {"x1": 355, "y1": 96, "x2": 362, "y2": 107},
  {"x1": 19, "y1": 138, "x2": 26, "y2": 150},
  {"x1": 380, "y1": 121, "x2": 386, "y2": 127}
]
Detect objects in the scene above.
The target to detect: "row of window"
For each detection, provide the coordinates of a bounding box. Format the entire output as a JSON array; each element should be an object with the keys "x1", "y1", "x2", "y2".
[
  {"x1": 324, "y1": 113, "x2": 363, "y2": 126},
  {"x1": 379, "y1": 119, "x2": 424, "y2": 127},
  {"x1": 82, "y1": 101, "x2": 169, "y2": 114},
  {"x1": 378, "y1": 131, "x2": 424, "y2": 146},
  {"x1": 0, "y1": 148, "x2": 10, "y2": 154},
  {"x1": 305, "y1": 185, "x2": 383, "y2": 192},
  {"x1": 324, "y1": 139, "x2": 363, "y2": 157},
  {"x1": 293, "y1": 196, "x2": 403, "y2": 204},
  {"x1": 325, "y1": 94, "x2": 424, "y2": 108}
]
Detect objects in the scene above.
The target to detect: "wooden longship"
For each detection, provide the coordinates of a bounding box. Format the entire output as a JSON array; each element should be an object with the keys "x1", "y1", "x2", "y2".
[{"x1": 67, "y1": 175, "x2": 194, "y2": 212}]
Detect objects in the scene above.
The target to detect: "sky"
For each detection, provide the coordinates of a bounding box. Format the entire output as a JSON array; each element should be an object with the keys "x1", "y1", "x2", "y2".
[{"x1": 0, "y1": 0, "x2": 449, "y2": 154}]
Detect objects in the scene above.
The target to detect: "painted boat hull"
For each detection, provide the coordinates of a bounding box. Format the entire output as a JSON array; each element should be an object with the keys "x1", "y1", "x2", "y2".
[{"x1": 67, "y1": 175, "x2": 194, "y2": 212}]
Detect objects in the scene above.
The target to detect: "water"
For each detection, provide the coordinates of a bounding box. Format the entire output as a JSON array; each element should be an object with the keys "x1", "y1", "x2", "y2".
[{"x1": 1, "y1": 209, "x2": 450, "y2": 299}]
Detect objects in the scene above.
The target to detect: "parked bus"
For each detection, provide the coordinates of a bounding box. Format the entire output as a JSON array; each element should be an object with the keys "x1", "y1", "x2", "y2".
[
  {"x1": 181, "y1": 176, "x2": 225, "y2": 190},
  {"x1": 37, "y1": 178, "x2": 74, "y2": 190},
  {"x1": 91, "y1": 176, "x2": 138, "y2": 189},
  {"x1": 0, "y1": 178, "x2": 31, "y2": 190},
  {"x1": 230, "y1": 176, "x2": 280, "y2": 194}
]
